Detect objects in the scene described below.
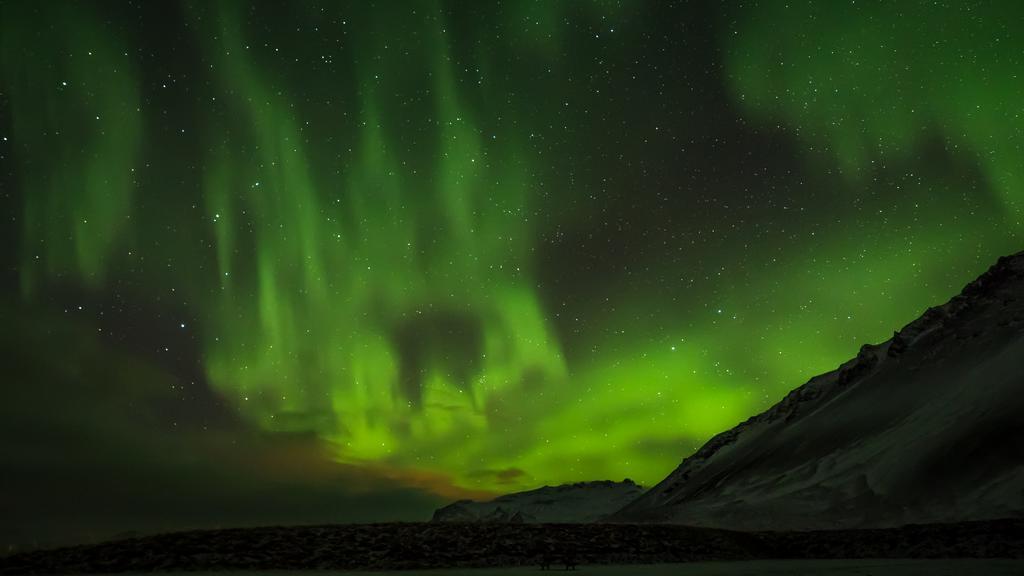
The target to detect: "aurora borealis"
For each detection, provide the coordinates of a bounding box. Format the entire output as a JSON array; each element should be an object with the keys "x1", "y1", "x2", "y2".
[{"x1": 1, "y1": 0, "x2": 1022, "y2": 546}]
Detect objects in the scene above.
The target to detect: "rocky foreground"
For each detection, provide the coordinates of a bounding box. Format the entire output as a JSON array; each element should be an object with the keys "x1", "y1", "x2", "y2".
[{"x1": 1, "y1": 519, "x2": 1022, "y2": 573}]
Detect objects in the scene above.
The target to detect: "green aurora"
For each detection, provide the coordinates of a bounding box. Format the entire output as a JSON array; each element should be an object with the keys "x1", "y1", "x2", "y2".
[{"x1": 1, "y1": 0, "x2": 1022, "y2": 523}]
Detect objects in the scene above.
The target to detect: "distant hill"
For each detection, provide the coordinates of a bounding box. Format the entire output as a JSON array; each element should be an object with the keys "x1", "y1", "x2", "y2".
[{"x1": 432, "y1": 479, "x2": 643, "y2": 523}]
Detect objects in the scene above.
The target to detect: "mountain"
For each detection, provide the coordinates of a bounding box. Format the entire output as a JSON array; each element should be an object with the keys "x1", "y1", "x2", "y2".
[
  {"x1": 432, "y1": 479, "x2": 644, "y2": 523},
  {"x1": 613, "y1": 252, "x2": 1024, "y2": 530}
]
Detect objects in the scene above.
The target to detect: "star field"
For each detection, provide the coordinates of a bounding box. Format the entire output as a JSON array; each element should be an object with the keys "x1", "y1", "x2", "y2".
[{"x1": 1, "y1": 0, "x2": 1022, "y2": 546}]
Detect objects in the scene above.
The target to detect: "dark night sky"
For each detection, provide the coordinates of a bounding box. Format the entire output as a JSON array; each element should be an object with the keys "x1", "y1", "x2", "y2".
[{"x1": 1, "y1": 0, "x2": 1022, "y2": 548}]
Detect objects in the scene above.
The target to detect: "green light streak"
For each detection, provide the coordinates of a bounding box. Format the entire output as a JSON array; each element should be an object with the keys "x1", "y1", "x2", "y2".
[
  {"x1": 725, "y1": 1, "x2": 1024, "y2": 220},
  {"x1": 194, "y1": 2, "x2": 567, "y2": 483},
  {"x1": 2, "y1": 3, "x2": 141, "y2": 293},
  {"x1": 3, "y1": 1, "x2": 1021, "y2": 495}
]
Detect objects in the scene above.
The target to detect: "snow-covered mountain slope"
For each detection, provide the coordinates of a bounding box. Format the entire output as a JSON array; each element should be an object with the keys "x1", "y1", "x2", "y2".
[
  {"x1": 613, "y1": 252, "x2": 1024, "y2": 530},
  {"x1": 432, "y1": 480, "x2": 644, "y2": 523}
]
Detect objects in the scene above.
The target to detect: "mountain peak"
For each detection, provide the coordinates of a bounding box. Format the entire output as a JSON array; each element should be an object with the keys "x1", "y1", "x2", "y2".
[{"x1": 612, "y1": 250, "x2": 1024, "y2": 529}]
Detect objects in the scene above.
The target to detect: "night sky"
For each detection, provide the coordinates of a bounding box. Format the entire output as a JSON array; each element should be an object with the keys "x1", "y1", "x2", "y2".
[{"x1": 1, "y1": 1, "x2": 1022, "y2": 548}]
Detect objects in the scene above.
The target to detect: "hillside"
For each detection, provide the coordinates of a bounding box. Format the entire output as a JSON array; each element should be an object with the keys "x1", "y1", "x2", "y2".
[{"x1": 613, "y1": 252, "x2": 1024, "y2": 529}]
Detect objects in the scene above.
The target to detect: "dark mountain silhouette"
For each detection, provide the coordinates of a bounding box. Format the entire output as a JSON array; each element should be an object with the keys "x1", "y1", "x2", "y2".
[{"x1": 612, "y1": 251, "x2": 1024, "y2": 529}]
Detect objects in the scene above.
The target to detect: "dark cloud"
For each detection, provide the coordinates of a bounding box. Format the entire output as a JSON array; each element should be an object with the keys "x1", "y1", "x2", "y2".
[
  {"x1": 467, "y1": 467, "x2": 529, "y2": 487},
  {"x1": 391, "y1": 309, "x2": 483, "y2": 407}
]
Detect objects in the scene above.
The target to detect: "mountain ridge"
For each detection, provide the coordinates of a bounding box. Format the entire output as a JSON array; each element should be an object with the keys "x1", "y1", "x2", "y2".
[{"x1": 611, "y1": 251, "x2": 1024, "y2": 529}]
